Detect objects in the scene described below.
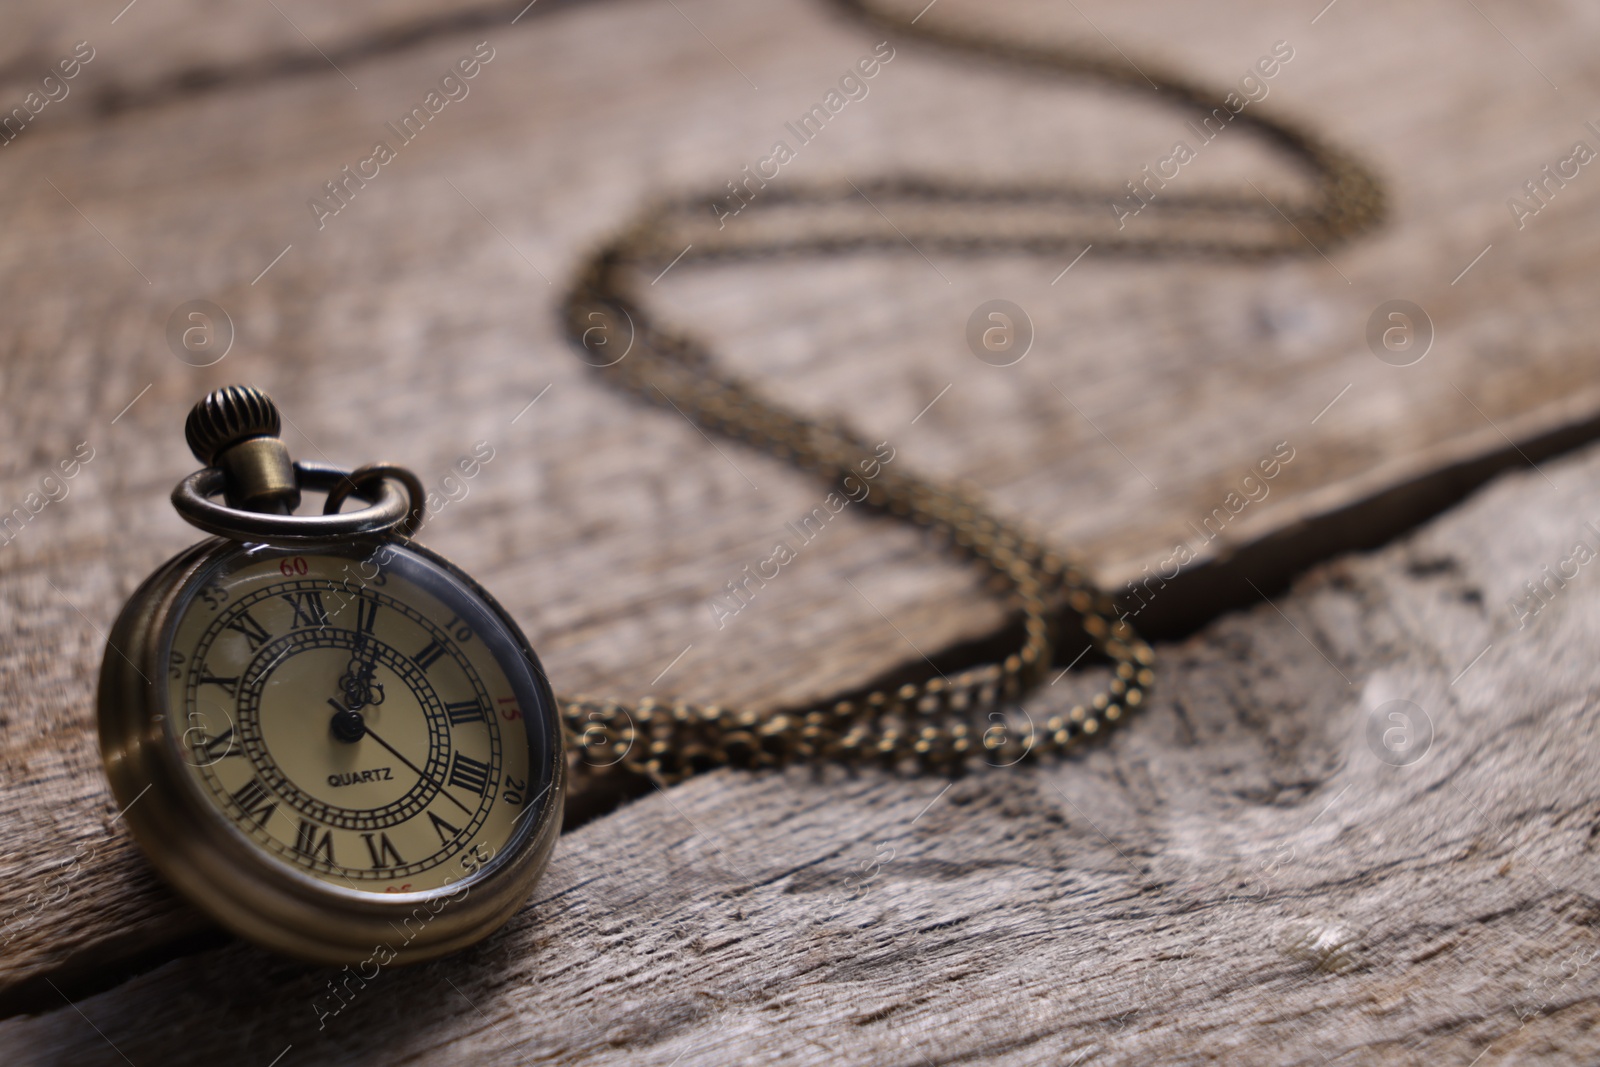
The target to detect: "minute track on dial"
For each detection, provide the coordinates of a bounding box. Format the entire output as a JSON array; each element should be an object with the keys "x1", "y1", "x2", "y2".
[
  {"x1": 198, "y1": 627, "x2": 454, "y2": 833},
  {"x1": 177, "y1": 568, "x2": 511, "y2": 882}
]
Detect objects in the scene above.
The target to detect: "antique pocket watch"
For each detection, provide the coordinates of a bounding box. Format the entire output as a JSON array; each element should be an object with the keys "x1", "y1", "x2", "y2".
[{"x1": 98, "y1": 385, "x2": 564, "y2": 965}]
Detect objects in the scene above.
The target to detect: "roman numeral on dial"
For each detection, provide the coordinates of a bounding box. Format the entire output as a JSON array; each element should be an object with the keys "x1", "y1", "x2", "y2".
[
  {"x1": 224, "y1": 610, "x2": 272, "y2": 652},
  {"x1": 196, "y1": 669, "x2": 240, "y2": 697},
  {"x1": 195, "y1": 726, "x2": 240, "y2": 761},
  {"x1": 353, "y1": 597, "x2": 379, "y2": 634},
  {"x1": 230, "y1": 777, "x2": 277, "y2": 827},
  {"x1": 281, "y1": 590, "x2": 330, "y2": 629},
  {"x1": 445, "y1": 700, "x2": 483, "y2": 725},
  {"x1": 447, "y1": 752, "x2": 492, "y2": 795},
  {"x1": 362, "y1": 832, "x2": 404, "y2": 869},
  {"x1": 427, "y1": 811, "x2": 462, "y2": 845},
  {"x1": 413, "y1": 639, "x2": 446, "y2": 671},
  {"x1": 295, "y1": 819, "x2": 336, "y2": 864}
]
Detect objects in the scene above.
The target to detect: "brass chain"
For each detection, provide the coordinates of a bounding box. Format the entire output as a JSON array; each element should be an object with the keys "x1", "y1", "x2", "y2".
[{"x1": 555, "y1": 0, "x2": 1385, "y2": 782}]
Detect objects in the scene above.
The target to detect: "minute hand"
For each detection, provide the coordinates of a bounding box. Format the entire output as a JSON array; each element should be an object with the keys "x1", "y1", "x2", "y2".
[{"x1": 350, "y1": 712, "x2": 475, "y2": 819}]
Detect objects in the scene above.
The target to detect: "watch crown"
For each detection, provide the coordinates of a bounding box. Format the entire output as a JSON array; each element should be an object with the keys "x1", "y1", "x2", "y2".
[
  {"x1": 185, "y1": 385, "x2": 301, "y2": 514},
  {"x1": 185, "y1": 384, "x2": 282, "y2": 466}
]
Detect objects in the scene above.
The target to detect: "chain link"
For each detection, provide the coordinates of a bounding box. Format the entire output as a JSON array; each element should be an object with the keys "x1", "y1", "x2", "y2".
[{"x1": 555, "y1": 0, "x2": 1384, "y2": 782}]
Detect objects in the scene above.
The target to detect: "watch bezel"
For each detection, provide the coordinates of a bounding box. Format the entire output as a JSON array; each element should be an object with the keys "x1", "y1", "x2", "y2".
[{"x1": 97, "y1": 536, "x2": 564, "y2": 965}]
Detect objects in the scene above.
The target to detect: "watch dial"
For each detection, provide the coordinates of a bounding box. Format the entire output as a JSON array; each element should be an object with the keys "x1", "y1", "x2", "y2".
[{"x1": 164, "y1": 542, "x2": 551, "y2": 894}]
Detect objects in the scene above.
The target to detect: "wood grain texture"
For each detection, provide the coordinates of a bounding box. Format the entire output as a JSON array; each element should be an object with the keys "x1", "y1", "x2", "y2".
[
  {"x1": 1, "y1": 0, "x2": 1598, "y2": 1046},
  {"x1": 8, "y1": 403, "x2": 1600, "y2": 1066},
  {"x1": 0, "y1": 0, "x2": 529, "y2": 112}
]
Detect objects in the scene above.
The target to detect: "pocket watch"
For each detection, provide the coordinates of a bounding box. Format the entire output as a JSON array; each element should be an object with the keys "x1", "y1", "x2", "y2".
[{"x1": 98, "y1": 385, "x2": 564, "y2": 965}]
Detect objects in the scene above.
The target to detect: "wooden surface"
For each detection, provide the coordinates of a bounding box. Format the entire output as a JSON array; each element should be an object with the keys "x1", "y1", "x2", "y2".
[
  {"x1": 10, "y1": 412, "x2": 1600, "y2": 1065},
  {"x1": 1, "y1": 0, "x2": 1599, "y2": 1061}
]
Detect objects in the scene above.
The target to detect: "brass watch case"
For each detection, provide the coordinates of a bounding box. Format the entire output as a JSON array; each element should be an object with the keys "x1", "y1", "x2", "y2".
[{"x1": 97, "y1": 536, "x2": 565, "y2": 966}]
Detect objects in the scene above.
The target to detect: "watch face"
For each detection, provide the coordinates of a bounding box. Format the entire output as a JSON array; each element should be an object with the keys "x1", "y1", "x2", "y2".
[{"x1": 162, "y1": 541, "x2": 554, "y2": 895}]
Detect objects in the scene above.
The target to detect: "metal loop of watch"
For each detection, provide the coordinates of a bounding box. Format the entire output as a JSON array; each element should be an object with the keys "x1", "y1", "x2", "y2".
[{"x1": 172, "y1": 461, "x2": 426, "y2": 545}]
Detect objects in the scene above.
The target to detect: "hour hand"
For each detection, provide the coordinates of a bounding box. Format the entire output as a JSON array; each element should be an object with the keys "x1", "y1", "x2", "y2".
[{"x1": 336, "y1": 638, "x2": 383, "y2": 710}]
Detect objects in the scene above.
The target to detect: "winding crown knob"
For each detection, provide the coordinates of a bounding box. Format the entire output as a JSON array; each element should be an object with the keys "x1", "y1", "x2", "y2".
[
  {"x1": 185, "y1": 384, "x2": 282, "y2": 466},
  {"x1": 185, "y1": 385, "x2": 301, "y2": 514}
]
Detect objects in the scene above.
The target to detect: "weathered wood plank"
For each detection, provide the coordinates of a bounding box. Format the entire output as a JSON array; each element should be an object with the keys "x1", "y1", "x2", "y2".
[
  {"x1": 9, "y1": 396, "x2": 1600, "y2": 1065},
  {"x1": 2, "y1": 0, "x2": 1599, "y2": 1022}
]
